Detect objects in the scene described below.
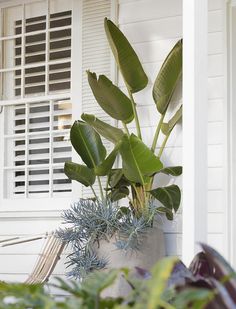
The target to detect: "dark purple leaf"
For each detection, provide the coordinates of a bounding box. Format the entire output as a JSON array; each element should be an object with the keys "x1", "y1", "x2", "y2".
[
  {"x1": 200, "y1": 243, "x2": 236, "y2": 304},
  {"x1": 189, "y1": 252, "x2": 214, "y2": 278},
  {"x1": 205, "y1": 278, "x2": 236, "y2": 309}
]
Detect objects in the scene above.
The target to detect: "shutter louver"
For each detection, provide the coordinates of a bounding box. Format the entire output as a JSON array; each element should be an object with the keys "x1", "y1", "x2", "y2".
[
  {"x1": 14, "y1": 10, "x2": 71, "y2": 97},
  {"x1": 2, "y1": 1, "x2": 73, "y2": 200},
  {"x1": 81, "y1": 0, "x2": 113, "y2": 198}
]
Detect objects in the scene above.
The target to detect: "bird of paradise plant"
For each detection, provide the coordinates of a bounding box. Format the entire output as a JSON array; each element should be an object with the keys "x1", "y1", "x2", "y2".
[{"x1": 64, "y1": 18, "x2": 183, "y2": 220}]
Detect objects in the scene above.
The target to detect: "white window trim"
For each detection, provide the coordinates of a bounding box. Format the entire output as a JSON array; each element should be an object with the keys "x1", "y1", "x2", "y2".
[
  {"x1": 227, "y1": 0, "x2": 236, "y2": 266},
  {"x1": 182, "y1": 0, "x2": 208, "y2": 265}
]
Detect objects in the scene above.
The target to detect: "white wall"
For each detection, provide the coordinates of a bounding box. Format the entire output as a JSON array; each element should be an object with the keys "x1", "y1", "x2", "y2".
[{"x1": 118, "y1": 0, "x2": 227, "y2": 258}]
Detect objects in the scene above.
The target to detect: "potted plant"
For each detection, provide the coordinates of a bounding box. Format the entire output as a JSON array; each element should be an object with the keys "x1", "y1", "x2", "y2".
[{"x1": 58, "y1": 18, "x2": 182, "y2": 293}]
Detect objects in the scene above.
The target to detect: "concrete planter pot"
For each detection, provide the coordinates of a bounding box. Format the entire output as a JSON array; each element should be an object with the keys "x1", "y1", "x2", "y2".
[{"x1": 94, "y1": 223, "x2": 165, "y2": 297}]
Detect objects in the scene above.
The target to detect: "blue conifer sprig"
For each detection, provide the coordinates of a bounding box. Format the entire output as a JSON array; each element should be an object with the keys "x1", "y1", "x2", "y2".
[{"x1": 57, "y1": 198, "x2": 159, "y2": 279}]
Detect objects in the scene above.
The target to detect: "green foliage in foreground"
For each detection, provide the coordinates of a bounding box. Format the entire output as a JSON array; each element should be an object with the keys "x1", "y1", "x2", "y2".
[
  {"x1": 1, "y1": 245, "x2": 235, "y2": 309},
  {"x1": 1, "y1": 243, "x2": 236, "y2": 308},
  {"x1": 1, "y1": 257, "x2": 178, "y2": 309}
]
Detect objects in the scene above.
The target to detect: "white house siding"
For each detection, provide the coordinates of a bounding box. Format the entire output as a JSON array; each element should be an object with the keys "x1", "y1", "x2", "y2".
[
  {"x1": 118, "y1": 0, "x2": 227, "y2": 258},
  {"x1": 0, "y1": 213, "x2": 65, "y2": 283}
]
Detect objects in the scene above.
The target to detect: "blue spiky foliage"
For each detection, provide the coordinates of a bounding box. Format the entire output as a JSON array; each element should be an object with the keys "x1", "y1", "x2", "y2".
[
  {"x1": 57, "y1": 198, "x2": 160, "y2": 279},
  {"x1": 115, "y1": 200, "x2": 159, "y2": 251},
  {"x1": 57, "y1": 198, "x2": 119, "y2": 279}
]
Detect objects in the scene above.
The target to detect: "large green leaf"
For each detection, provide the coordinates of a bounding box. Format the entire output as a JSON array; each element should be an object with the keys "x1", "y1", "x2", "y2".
[
  {"x1": 150, "y1": 184, "x2": 181, "y2": 212},
  {"x1": 94, "y1": 145, "x2": 119, "y2": 176},
  {"x1": 87, "y1": 71, "x2": 134, "y2": 123},
  {"x1": 70, "y1": 121, "x2": 106, "y2": 168},
  {"x1": 108, "y1": 169, "x2": 131, "y2": 187},
  {"x1": 161, "y1": 105, "x2": 182, "y2": 136},
  {"x1": 107, "y1": 169, "x2": 130, "y2": 202},
  {"x1": 108, "y1": 186, "x2": 129, "y2": 202},
  {"x1": 109, "y1": 169, "x2": 124, "y2": 188},
  {"x1": 104, "y1": 18, "x2": 148, "y2": 93},
  {"x1": 64, "y1": 161, "x2": 95, "y2": 187},
  {"x1": 119, "y1": 134, "x2": 163, "y2": 184},
  {"x1": 158, "y1": 166, "x2": 182, "y2": 176},
  {"x1": 81, "y1": 113, "x2": 124, "y2": 144},
  {"x1": 153, "y1": 39, "x2": 182, "y2": 114},
  {"x1": 156, "y1": 206, "x2": 174, "y2": 220}
]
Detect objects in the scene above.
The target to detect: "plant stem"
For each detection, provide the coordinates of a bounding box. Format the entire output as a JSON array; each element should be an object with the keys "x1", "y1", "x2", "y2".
[
  {"x1": 132, "y1": 185, "x2": 144, "y2": 214},
  {"x1": 105, "y1": 176, "x2": 109, "y2": 200},
  {"x1": 97, "y1": 176, "x2": 104, "y2": 200},
  {"x1": 122, "y1": 121, "x2": 130, "y2": 136},
  {"x1": 158, "y1": 132, "x2": 171, "y2": 158},
  {"x1": 142, "y1": 185, "x2": 148, "y2": 211},
  {"x1": 127, "y1": 87, "x2": 142, "y2": 140},
  {"x1": 151, "y1": 113, "x2": 165, "y2": 152},
  {"x1": 90, "y1": 185, "x2": 98, "y2": 200}
]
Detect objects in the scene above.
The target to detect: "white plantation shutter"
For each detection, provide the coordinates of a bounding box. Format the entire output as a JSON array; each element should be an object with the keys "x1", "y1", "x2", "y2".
[
  {"x1": 11, "y1": 98, "x2": 72, "y2": 198},
  {"x1": 14, "y1": 10, "x2": 72, "y2": 97},
  {"x1": 0, "y1": 0, "x2": 115, "y2": 209},
  {"x1": 0, "y1": 0, "x2": 74, "y2": 207},
  {"x1": 81, "y1": 0, "x2": 113, "y2": 198}
]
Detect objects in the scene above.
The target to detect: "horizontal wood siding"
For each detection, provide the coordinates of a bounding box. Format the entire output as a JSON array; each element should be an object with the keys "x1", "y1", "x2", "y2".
[{"x1": 0, "y1": 213, "x2": 64, "y2": 282}]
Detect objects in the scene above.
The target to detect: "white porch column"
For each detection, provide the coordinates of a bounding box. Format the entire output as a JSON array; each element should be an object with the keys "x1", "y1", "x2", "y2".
[{"x1": 182, "y1": 0, "x2": 208, "y2": 265}]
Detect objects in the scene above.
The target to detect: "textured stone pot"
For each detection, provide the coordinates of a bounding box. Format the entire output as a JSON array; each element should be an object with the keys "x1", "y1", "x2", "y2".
[{"x1": 94, "y1": 223, "x2": 165, "y2": 297}]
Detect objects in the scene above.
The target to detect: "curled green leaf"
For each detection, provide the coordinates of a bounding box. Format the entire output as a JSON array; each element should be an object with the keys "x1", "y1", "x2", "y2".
[
  {"x1": 150, "y1": 184, "x2": 181, "y2": 213},
  {"x1": 158, "y1": 166, "x2": 182, "y2": 176},
  {"x1": 64, "y1": 162, "x2": 95, "y2": 187},
  {"x1": 81, "y1": 113, "x2": 124, "y2": 144},
  {"x1": 153, "y1": 39, "x2": 182, "y2": 114}
]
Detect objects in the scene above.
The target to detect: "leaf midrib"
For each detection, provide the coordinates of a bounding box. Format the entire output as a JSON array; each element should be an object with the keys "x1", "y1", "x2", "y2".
[{"x1": 78, "y1": 125, "x2": 96, "y2": 168}]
